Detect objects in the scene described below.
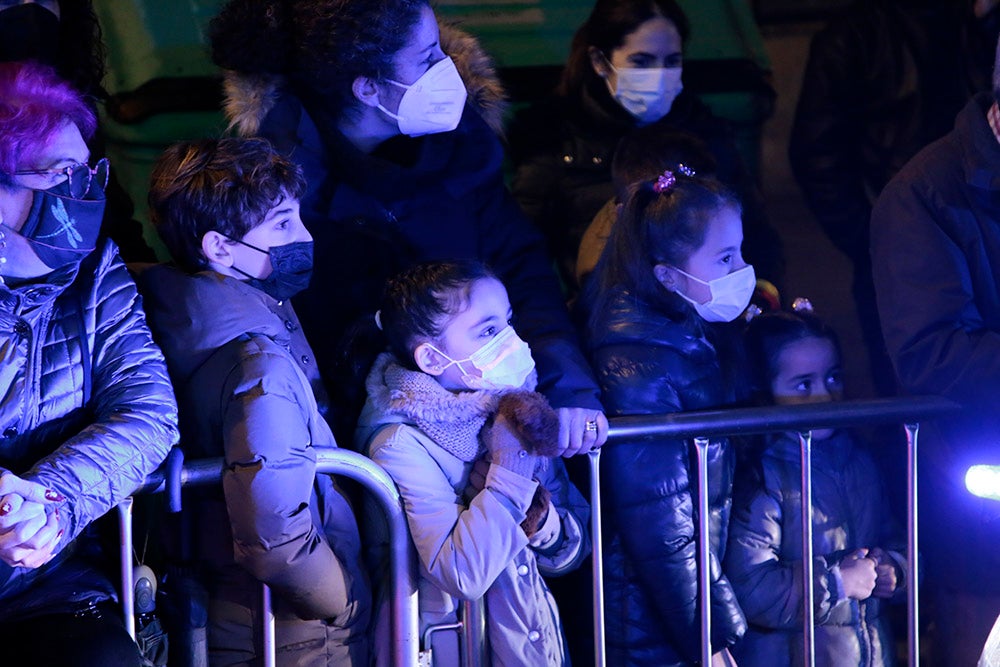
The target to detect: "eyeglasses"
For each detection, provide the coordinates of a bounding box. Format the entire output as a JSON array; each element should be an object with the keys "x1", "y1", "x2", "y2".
[{"x1": 14, "y1": 158, "x2": 110, "y2": 198}]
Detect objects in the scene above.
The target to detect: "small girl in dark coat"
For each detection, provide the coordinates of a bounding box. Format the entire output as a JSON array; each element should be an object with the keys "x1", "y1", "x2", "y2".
[
  {"x1": 584, "y1": 167, "x2": 754, "y2": 665},
  {"x1": 725, "y1": 306, "x2": 904, "y2": 667}
]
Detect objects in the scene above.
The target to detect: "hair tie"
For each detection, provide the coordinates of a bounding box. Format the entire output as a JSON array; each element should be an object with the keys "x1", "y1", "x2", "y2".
[
  {"x1": 653, "y1": 170, "x2": 676, "y2": 193},
  {"x1": 791, "y1": 297, "x2": 814, "y2": 313},
  {"x1": 743, "y1": 303, "x2": 763, "y2": 322},
  {"x1": 652, "y1": 164, "x2": 697, "y2": 194}
]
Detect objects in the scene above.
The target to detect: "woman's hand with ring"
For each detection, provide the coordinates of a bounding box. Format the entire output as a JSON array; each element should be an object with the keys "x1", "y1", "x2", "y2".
[{"x1": 556, "y1": 408, "x2": 609, "y2": 457}]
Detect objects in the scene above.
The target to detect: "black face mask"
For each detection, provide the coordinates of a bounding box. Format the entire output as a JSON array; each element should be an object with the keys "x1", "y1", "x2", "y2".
[
  {"x1": 20, "y1": 177, "x2": 105, "y2": 270},
  {"x1": 0, "y1": 4, "x2": 60, "y2": 65},
  {"x1": 232, "y1": 239, "x2": 314, "y2": 301}
]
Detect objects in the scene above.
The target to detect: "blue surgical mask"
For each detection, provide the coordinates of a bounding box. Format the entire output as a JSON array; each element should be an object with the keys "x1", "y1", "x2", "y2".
[{"x1": 606, "y1": 63, "x2": 683, "y2": 125}]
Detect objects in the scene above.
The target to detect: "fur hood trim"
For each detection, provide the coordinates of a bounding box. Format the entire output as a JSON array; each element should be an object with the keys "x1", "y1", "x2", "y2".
[{"x1": 221, "y1": 20, "x2": 508, "y2": 138}]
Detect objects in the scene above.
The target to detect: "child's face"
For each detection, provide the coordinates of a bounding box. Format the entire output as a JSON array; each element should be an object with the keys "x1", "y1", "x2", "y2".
[
  {"x1": 230, "y1": 196, "x2": 310, "y2": 279},
  {"x1": 771, "y1": 336, "x2": 844, "y2": 440},
  {"x1": 658, "y1": 205, "x2": 745, "y2": 303},
  {"x1": 426, "y1": 276, "x2": 514, "y2": 391}
]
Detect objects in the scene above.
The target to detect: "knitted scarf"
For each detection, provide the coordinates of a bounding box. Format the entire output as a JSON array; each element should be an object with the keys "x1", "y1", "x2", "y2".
[{"x1": 365, "y1": 352, "x2": 537, "y2": 462}]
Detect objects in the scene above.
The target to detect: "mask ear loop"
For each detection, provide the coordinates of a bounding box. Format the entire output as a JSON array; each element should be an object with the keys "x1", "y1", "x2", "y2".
[
  {"x1": 375, "y1": 74, "x2": 414, "y2": 123},
  {"x1": 423, "y1": 342, "x2": 470, "y2": 375}
]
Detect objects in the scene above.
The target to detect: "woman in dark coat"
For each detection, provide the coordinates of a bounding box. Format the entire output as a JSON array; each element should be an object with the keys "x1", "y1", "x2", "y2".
[{"x1": 509, "y1": 0, "x2": 781, "y2": 296}]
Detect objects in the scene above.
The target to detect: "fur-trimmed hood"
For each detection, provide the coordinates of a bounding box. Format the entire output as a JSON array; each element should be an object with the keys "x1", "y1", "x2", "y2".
[{"x1": 222, "y1": 21, "x2": 508, "y2": 138}]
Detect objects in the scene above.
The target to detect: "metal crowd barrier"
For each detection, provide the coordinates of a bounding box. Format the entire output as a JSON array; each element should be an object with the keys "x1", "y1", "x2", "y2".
[
  {"x1": 589, "y1": 395, "x2": 958, "y2": 667},
  {"x1": 117, "y1": 447, "x2": 419, "y2": 667},
  {"x1": 112, "y1": 395, "x2": 954, "y2": 667}
]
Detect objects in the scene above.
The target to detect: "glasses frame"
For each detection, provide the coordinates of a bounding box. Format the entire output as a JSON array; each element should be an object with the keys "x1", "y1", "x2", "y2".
[{"x1": 13, "y1": 157, "x2": 110, "y2": 198}]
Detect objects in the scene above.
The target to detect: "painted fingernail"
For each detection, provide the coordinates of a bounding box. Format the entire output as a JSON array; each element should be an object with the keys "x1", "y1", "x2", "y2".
[
  {"x1": 44, "y1": 490, "x2": 64, "y2": 502},
  {"x1": 0, "y1": 502, "x2": 10, "y2": 515}
]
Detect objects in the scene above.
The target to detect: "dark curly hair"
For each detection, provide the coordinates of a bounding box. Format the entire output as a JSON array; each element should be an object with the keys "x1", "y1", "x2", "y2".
[
  {"x1": 0, "y1": 1, "x2": 107, "y2": 100},
  {"x1": 558, "y1": 0, "x2": 689, "y2": 99},
  {"x1": 210, "y1": 0, "x2": 428, "y2": 117},
  {"x1": 148, "y1": 137, "x2": 306, "y2": 273},
  {"x1": 56, "y1": 0, "x2": 107, "y2": 99}
]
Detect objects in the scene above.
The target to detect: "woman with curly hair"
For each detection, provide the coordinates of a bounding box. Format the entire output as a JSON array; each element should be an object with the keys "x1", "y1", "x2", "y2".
[{"x1": 209, "y1": 0, "x2": 608, "y2": 456}]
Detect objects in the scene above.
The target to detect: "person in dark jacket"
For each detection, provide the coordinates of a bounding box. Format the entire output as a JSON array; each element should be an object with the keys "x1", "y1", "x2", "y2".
[
  {"x1": 788, "y1": 0, "x2": 999, "y2": 396},
  {"x1": 870, "y1": 36, "x2": 1000, "y2": 664},
  {"x1": 726, "y1": 308, "x2": 904, "y2": 667},
  {"x1": 0, "y1": 61, "x2": 177, "y2": 666},
  {"x1": 139, "y1": 138, "x2": 371, "y2": 666},
  {"x1": 509, "y1": 0, "x2": 783, "y2": 297},
  {"x1": 208, "y1": 0, "x2": 608, "y2": 456},
  {"x1": 584, "y1": 167, "x2": 751, "y2": 665}
]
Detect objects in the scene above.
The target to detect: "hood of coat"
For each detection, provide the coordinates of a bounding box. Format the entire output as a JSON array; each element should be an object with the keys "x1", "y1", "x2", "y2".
[
  {"x1": 222, "y1": 20, "x2": 508, "y2": 139},
  {"x1": 136, "y1": 263, "x2": 291, "y2": 384}
]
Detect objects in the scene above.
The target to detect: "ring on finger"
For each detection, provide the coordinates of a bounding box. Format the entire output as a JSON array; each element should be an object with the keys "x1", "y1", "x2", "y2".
[{"x1": 584, "y1": 420, "x2": 598, "y2": 432}]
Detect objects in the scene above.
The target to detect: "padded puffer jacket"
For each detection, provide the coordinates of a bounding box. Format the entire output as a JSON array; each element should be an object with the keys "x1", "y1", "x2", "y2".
[
  {"x1": 0, "y1": 239, "x2": 178, "y2": 617},
  {"x1": 138, "y1": 265, "x2": 370, "y2": 665},
  {"x1": 587, "y1": 287, "x2": 746, "y2": 665}
]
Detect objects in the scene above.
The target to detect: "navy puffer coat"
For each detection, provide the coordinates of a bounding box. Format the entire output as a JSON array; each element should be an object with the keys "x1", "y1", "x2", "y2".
[{"x1": 588, "y1": 286, "x2": 746, "y2": 665}]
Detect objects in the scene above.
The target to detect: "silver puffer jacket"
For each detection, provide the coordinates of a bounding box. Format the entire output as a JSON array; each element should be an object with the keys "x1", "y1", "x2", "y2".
[{"x1": 0, "y1": 239, "x2": 178, "y2": 617}]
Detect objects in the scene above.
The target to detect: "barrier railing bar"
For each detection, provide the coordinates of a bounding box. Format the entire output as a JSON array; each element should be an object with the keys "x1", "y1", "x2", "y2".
[
  {"x1": 262, "y1": 584, "x2": 275, "y2": 666},
  {"x1": 589, "y1": 451, "x2": 606, "y2": 667},
  {"x1": 120, "y1": 448, "x2": 418, "y2": 667},
  {"x1": 799, "y1": 431, "x2": 816, "y2": 666},
  {"x1": 461, "y1": 599, "x2": 488, "y2": 666},
  {"x1": 607, "y1": 396, "x2": 956, "y2": 441},
  {"x1": 312, "y1": 449, "x2": 420, "y2": 667},
  {"x1": 694, "y1": 437, "x2": 713, "y2": 666},
  {"x1": 118, "y1": 497, "x2": 135, "y2": 640},
  {"x1": 905, "y1": 423, "x2": 920, "y2": 667},
  {"x1": 119, "y1": 398, "x2": 949, "y2": 666}
]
